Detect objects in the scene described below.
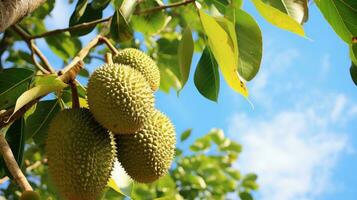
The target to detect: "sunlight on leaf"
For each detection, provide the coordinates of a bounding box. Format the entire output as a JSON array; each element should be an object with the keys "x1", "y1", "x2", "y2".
[
  {"x1": 251, "y1": 0, "x2": 305, "y2": 36},
  {"x1": 199, "y1": 10, "x2": 248, "y2": 97},
  {"x1": 9, "y1": 76, "x2": 68, "y2": 120}
]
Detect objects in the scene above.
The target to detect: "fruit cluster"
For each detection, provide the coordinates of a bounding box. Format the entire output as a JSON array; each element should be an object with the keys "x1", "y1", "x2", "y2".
[{"x1": 45, "y1": 48, "x2": 176, "y2": 200}]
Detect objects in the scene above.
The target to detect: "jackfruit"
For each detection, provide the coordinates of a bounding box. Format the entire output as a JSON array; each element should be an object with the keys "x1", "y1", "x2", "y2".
[
  {"x1": 87, "y1": 63, "x2": 154, "y2": 133},
  {"x1": 113, "y1": 48, "x2": 160, "y2": 91},
  {"x1": 116, "y1": 110, "x2": 176, "y2": 183},
  {"x1": 46, "y1": 108, "x2": 116, "y2": 200},
  {"x1": 20, "y1": 191, "x2": 40, "y2": 200}
]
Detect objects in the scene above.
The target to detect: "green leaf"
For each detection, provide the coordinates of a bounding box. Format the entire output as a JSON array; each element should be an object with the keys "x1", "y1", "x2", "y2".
[
  {"x1": 92, "y1": 0, "x2": 111, "y2": 9},
  {"x1": 0, "y1": 118, "x2": 26, "y2": 179},
  {"x1": 350, "y1": 63, "x2": 357, "y2": 86},
  {"x1": 199, "y1": 10, "x2": 249, "y2": 97},
  {"x1": 69, "y1": 0, "x2": 88, "y2": 24},
  {"x1": 178, "y1": 27, "x2": 194, "y2": 89},
  {"x1": 25, "y1": 100, "x2": 61, "y2": 145},
  {"x1": 184, "y1": 174, "x2": 207, "y2": 189},
  {"x1": 45, "y1": 33, "x2": 82, "y2": 60},
  {"x1": 10, "y1": 75, "x2": 68, "y2": 119},
  {"x1": 180, "y1": 129, "x2": 192, "y2": 142},
  {"x1": 208, "y1": 128, "x2": 225, "y2": 145},
  {"x1": 110, "y1": 8, "x2": 133, "y2": 42},
  {"x1": 194, "y1": 47, "x2": 220, "y2": 101},
  {"x1": 69, "y1": 2, "x2": 103, "y2": 36},
  {"x1": 251, "y1": 0, "x2": 305, "y2": 36},
  {"x1": 316, "y1": 0, "x2": 357, "y2": 44},
  {"x1": 131, "y1": 0, "x2": 170, "y2": 35},
  {"x1": 242, "y1": 173, "x2": 259, "y2": 190},
  {"x1": 234, "y1": 9, "x2": 263, "y2": 81},
  {"x1": 158, "y1": 53, "x2": 182, "y2": 93},
  {"x1": 190, "y1": 137, "x2": 211, "y2": 152},
  {"x1": 32, "y1": 0, "x2": 55, "y2": 19},
  {"x1": 78, "y1": 68, "x2": 90, "y2": 77},
  {"x1": 263, "y1": 0, "x2": 308, "y2": 24},
  {"x1": 220, "y1": 140, "x2": 242, "y2": 153},
  {"x1": 0, "y1": 68, "x2": 34, "y2": 110},
  {"x1": 239, "y1": 192, "x2": 253, "y2": 200},
  {"x1": 225, "y1": 168, "x2": 241, "y2": 180}
]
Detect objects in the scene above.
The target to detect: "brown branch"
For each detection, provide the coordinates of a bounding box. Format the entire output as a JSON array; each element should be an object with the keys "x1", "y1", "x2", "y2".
[
  {"x1": 0, "y1": 134, "x2": 32, "y2": 191},
  {"x1": 135, "y1": 0, "x2": 195, "y2": 15},
  {"x1": 29, "y1": 17, "x2": 112, "y2": 39},
  {"x1": 61, "y1": 35, "x2": 117, "y2": 75},
  {"x1": 11, "y1": 25, "x2": 55, "y2": 74},
  {"x1": 100, "y1": 37, "x2": 119, "y2": 55}
]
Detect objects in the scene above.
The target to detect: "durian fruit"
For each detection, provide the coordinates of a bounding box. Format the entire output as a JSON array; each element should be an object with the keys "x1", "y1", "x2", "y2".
[
  {"x1": 46, "y1": 108, "x2": 116, "y2": 200},
  {"x1": 116, "y1": 110, "x2": 176, "y2": 183},
  {"x1": 113, "y1": 48, "x2": 160, "y2": 91},
  {"x1": 20, "y1": 191, "x2": 40, "y2": 200},
  {"x1": 87, "y1": 63, "x2": 154, "y2": 134}
]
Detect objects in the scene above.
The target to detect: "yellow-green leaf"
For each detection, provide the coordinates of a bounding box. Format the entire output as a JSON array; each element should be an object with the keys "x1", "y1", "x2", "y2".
[
  {"x1": 178, "y1": 27, "x2": 194, "y2": 90},
  {"x1": 251, "y1": 0, "x2": 305, "y2": 36},
  {"x1": 199, "y1": 10, "x2": 248, "y2": 97},
  {"x1": 9, "y1": 76, "x2": 68, "y2": 119}
]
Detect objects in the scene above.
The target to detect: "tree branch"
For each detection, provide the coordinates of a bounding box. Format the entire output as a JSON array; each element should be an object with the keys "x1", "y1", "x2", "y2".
[
  {"x1": 0, "y1": 133, "x2": 32, "y2": 191},
  {"x1": 29, "y1": 17, "x2": 112, "y2": 39},
  {"x1": 135, "y1": 0, "x2": 195, "y2": 15},
  {"x1": 11, "y1": 25, "x2": 55, "y2": 74},
  {"x1": 0, "y1": 0, "x2": 46, "y2": 32}
]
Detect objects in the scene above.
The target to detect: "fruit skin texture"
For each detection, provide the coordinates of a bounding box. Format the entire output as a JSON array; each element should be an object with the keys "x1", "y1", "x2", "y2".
[
  {"x1": 113, "y1": 48, "x2": 160, "y2": 91},
  {"x1": 87, "y1": 63, "x2": 155, "y2": 134},
  {"x1": 116, "y1": 110, "x2": 176, "y2": 183},
  {"x1": 20, "y1": 191, "x2": 40, "y2": 200},
  {"x1": 46, "y1": 108, "x2": 116, "y2": 200}
]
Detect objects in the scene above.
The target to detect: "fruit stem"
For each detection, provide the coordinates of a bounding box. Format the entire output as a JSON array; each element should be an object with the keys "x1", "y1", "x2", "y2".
[
  {"x1": 105, "y1": 53, "x2": 113, "y2": 64},
  {"x1": 0, "y1": 133, "x2": 33, "y2": 191},
  {"x1": 70, "y1": 80, "x2": 80, "y2": 109}
]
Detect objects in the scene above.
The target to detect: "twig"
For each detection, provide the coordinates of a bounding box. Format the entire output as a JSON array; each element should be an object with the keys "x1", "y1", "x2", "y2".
[
  {"x1": 61, "y1": 35, "x2": 118, "y2": 75},
  {"x1": 11, "y1": 25, "x2": 55, "y2": 74},
  {"x1": 58, "y1": 60, "x2": 84, "y2": 84},
  {"x1": 29, "y1": 17, "x2": 112, "y2": 40},
  {"x1": 135, "y1": 0, "x2": 195, "y2": 15},
  {"x1": 0, "y1": 134, "x2": 33, "y2": 191},
  {"x1": 100, "y1": 37, "x2": 119, "y2": 55}
]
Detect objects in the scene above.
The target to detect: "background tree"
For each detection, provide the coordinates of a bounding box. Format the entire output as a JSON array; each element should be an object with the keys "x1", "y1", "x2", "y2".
[{"x1": 0, "y1": 0, "x2": 356, "y2": 199}]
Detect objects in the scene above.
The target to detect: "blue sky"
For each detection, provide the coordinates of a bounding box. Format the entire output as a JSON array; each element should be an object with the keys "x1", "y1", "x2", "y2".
[{"x1": 6, "y1": 1, "x2": 357, "y2": 200}]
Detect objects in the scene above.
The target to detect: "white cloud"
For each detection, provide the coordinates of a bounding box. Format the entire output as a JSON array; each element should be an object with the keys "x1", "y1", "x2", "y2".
[{"x1": 228, "y1": 95, "x2": 353, "y2": 200}]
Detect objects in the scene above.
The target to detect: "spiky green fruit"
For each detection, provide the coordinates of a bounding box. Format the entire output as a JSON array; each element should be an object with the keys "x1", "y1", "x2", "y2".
[
  {"x1": 87, "y1": 63, "x2": 155, "y2": 134},
  {"x1": 20, "y1": 191, "x2": 40, "y2": 200},
  {"x1": 46, "y1": 108, "x2": 116, "y2": 200},
  {"x1": 116, "y1": 110, "x2": 176, "y2": 183},
  {"x1": 113, "y1": 48, "x2": 160, "y2": 91}
]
